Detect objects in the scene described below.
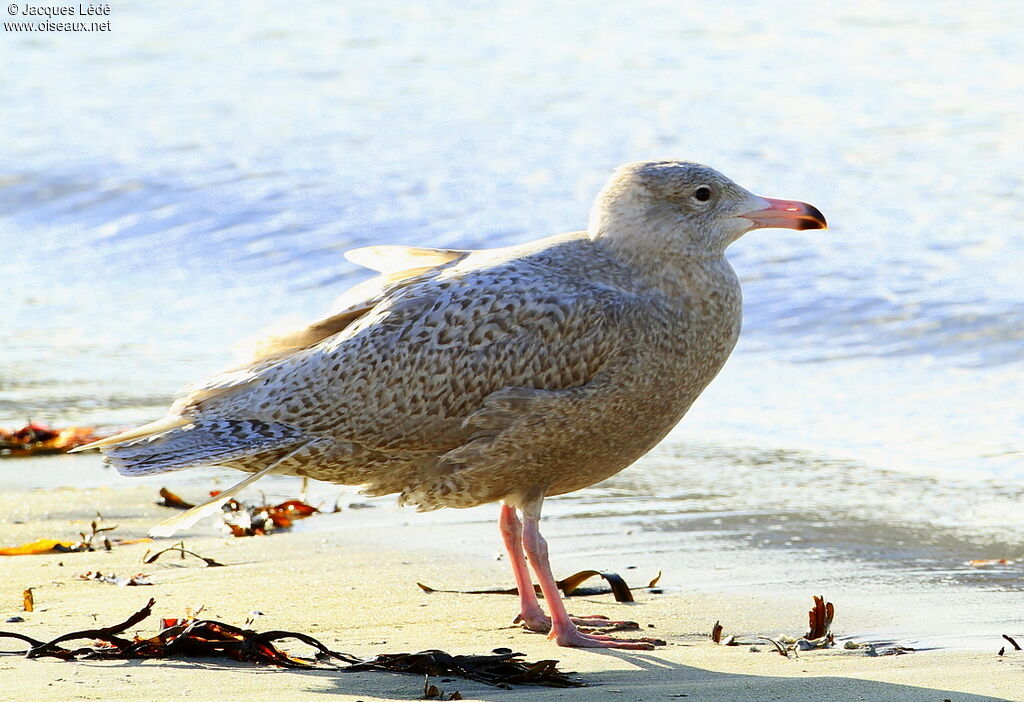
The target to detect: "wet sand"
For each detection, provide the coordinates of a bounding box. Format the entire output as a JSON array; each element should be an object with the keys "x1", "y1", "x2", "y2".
[{"x1": 0, "y1": 480, "x2": 1020, "y2": 702}]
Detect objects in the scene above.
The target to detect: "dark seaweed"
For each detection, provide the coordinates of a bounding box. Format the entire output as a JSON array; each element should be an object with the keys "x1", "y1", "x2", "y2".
[{"x1": 0, "y1": 600, "x2": 583, "y2": 687}]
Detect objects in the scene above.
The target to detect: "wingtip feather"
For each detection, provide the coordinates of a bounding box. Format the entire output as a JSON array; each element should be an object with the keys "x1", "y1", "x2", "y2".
[
  {"x1": 145, "y1": 441, "x2": 311, "y2": 537},
  {"x1": 69, "y1": 416, "x2": 192, "y2": 453}
]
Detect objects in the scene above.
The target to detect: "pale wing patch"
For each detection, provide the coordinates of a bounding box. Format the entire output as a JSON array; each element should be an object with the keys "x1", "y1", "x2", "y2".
[
  {"x1": 344, "y1": 245, "x2": 467, "y2": 274},
  {"x1": 236, "y1": 247, "x2": 470, "y2": 365},
  {"x1": 244, "y1": 305, "x2": 373, "y2": 365},
  {"x1": 327, "y1": 266, "x2": 437, "y2": 315}
]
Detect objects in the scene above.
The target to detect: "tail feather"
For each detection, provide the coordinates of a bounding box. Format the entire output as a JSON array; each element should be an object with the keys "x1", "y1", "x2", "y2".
[{"x1": 103, "y1": 419, "x2": 307, "y2": 476}]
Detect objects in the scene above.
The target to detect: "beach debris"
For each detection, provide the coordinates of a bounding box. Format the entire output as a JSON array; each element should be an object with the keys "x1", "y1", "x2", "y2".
[
  {"x1": 0, "y1": 598, "x2": 156, "y2": 660},
  {"x1": 710, "y1": 620, "x2": 737, "y2": 646},
  {"x1": 802, "y1": 593, "x2": 835, "y2": 650},
  {"x1": 423, "y1": 676, "x2": 462, "y2": 699},
  {"x1": 709, "y1": 596, "x2": 837, "y2": 656},
  {"x1": 795, "y1": 637, "x2": 832, "y2": 651},
  {"x1": 838, "y1": 636, "x2": 926, "y2": 656},
  {"x1": 417, "y1": 569, "x2": 660, "y2": 604},
  {"x1": 142, "y1": 542, "x2": 225, "y2": 568},
  {"x1": 0, "y1": 540, "x2": 78, "y2": 556},
  {"x1": 77, "y1": 571, "x2": 154, "y2": 587},
  {"x1": 156, "y1": 488, "x2": 194, "y2": 509},
  {"x1": 865, "y1": 644, "x2": 916, "y2": 656},
  {"x1": 0, "y1": 600, "x2": 584, "y2": 687},
  {"x1": 557, "y1": 569, "x2": 660, "y2": 601},
  {"x1": 0, "y1": 516, "x2": 150, "y2": 556},
  {"x1": 786, "y1": 596, "x2": 836, "y2": 651},
  {"x1": 966, "y1": 558, "x2": 1013, "y2": 567},
  {"x1": 262, "y1": 499, "x2": 318, "y2": 527},
  {"x1": 708, "y1": 623, "x2": 779, "y2": 651},
  {"x1": 844, "y1": 636, "x2": 928, "y2": 655},
  {"x1": 805, "y1": 595, "x2": 834, "y2": 640},
  {"x1": 848, "y1": 639, "x2": 918, "y2": 656},
  {"x1": 0, "y1": 421, "x2": 109, "y2": 457},
  {"x1": 1002, "y1": 634, "x2": 1021, "y2": 651},
  {"x1": 154, "y1": 487, "x2": 320, "y2": 536},
  {"x1": 22, "y1": 589, "x2": 33, "y2": 612},
  {"x1": 221, "y1": 496, "x2": 320, "y2": 536},
  {"x1": 758, "y1": 636, "x2": 792, "y2": 658},
  {"x1": 350, "y1": 649, "x2": 583, "y2": 688}
]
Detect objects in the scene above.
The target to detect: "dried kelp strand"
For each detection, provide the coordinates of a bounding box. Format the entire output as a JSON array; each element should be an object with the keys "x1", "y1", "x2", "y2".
[
  {"x1": 0, "y1": 600, "x2": 583, "y2": 687},
  {"x1": 418, "y1": 569, "x2": 659, "y2": 603}
]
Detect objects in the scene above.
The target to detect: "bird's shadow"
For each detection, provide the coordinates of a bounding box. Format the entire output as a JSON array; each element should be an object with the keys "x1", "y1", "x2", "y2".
[
  {"x1": 272, "y1": 647, "x2": 1008, "y2": 701},
  {"x1": 21, "y1": 646, "x2": 1010, "y2": 701}
]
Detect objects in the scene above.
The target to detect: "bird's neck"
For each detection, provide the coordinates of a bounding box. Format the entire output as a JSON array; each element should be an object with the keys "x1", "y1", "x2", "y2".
[{"x1": 589, "y1": 222, "x2": 736, "y2": 304}]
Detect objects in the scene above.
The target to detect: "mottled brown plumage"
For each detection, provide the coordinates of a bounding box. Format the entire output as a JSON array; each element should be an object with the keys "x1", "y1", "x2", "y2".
[{"x1": 79, "y1": 160, "x2": 826, "y2": 648}]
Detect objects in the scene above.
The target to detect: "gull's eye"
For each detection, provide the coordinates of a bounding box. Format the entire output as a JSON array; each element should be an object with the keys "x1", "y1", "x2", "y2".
[{"x1": 693, "y1": 186, "x2": 712, "y2": 202}]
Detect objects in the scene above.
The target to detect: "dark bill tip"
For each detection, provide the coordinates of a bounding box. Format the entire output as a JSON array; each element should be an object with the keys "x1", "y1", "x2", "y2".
[{"x1": 796, "y1": 203, "x2": 828, "y2": 230}]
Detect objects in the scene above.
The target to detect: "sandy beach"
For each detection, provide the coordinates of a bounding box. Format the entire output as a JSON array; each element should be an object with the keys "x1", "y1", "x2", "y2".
[
  {"x1": 3, "y1": 0, "x2": 1023, "y2": 699},
  {"x1": 1, "y1": 477, "x2": 1020, "y2": 702}
]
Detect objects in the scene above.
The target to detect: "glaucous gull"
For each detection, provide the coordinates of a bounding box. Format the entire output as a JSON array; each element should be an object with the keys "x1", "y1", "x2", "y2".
[{"x1": 75, "y1": 160, "x2": 826, "y2": 649}]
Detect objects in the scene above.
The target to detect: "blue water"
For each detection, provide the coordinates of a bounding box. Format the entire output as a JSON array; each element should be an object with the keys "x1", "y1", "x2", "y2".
[{"x1": 1, "y1": 0, "x2": 1022, "y2": 645}]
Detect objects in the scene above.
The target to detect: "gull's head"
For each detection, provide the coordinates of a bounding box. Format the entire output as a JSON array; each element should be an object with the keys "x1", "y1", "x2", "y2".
[{"x1": 588, "y1": 160, "x2": 826, "y2": 260}]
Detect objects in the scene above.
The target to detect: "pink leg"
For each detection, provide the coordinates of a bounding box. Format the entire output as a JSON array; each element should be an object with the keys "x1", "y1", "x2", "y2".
[
  {"x1": 499, "y1": 503, "x2": 549, "y2": 632},
  {"x1": 519, "y1": 501, "x2": 660, "y2": 650},
  {"x1": 500, "y1": 503, "x2": 640, "y2": 634}
]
